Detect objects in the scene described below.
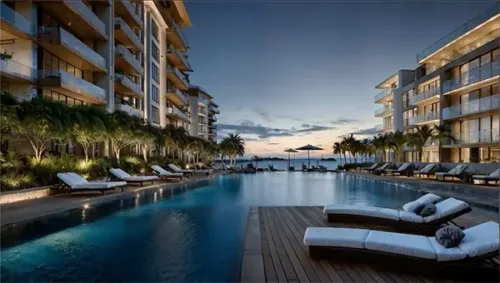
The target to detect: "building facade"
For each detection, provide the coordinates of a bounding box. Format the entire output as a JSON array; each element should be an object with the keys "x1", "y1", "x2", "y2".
[
  {"x1": 1, "y1": 0, "x2": 218, "y2": 156},
  {"x1": 374, "y1": 3, "x2": 499, "y2": 163},
  {"x1": 188, "y1": 86, "x2": 218, "y2": 142}
]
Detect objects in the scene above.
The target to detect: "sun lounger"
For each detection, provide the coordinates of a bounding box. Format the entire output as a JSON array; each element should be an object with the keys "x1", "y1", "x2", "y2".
[
  {"x1": 303, "y1": 221, "x2": 499, "y2": 281},
  {"x1": 167, "y1": 164, "x2": 194, "y2": 175},
  {"x1": 373, "y1": 163, "x2": 390, "y2": 174},
  {"x1": 57, "y1": 172, "x2": 127, "y2": 195},
  {"x1": 359, "y1": 163, "x2": 378, "y2": 172},
  {"x1": 435, "y1": 164, "x2": 468, "y2": 181},
  {"x1": 472, "y1": 169, "x2": 500, "y2": 185},
  {"x1": 324, "y1": 196, "x2": 471, "y2": 235},
  {"x1": 151, "y1": 165, "x2": 184, "y2": 180},
  {"x1": 413, "y1": 163, "x2": 437, "y2": 178},
  {"x1": 383, "y1": 163, "x2": 413, "y2": 176},
  {"x1": 108, "y1": 168, "x2": 159, "y2": 185}
]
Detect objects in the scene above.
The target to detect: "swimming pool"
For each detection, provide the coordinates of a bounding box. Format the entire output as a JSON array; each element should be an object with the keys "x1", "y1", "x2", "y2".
[{"x1": 0, "y1": 173, "x2": 494, "y2": 282}]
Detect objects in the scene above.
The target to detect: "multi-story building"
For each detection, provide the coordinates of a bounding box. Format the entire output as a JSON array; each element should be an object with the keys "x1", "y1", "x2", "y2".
[
  {"x1": 1, "y1": 0, "x2": 200, "y2": 156},
  {"x1": 188, "y1": 86, "x2": 218, "y2": 141},
  {"x1": 374, "y1": 3, "x2": 499, "y2": 163},
  {"x1": 374, "y1": 74, "x2": 397, "y2": 134}
]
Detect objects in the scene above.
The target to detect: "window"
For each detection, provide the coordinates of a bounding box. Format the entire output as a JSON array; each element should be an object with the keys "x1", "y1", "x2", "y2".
[
  {"x1": 152, "y1": 64, "x2": 159, "y2": 83},
  {"x1": 43, "y1": 50, "x2": 84, "y2": 79},
  {"x1": 152, "y1": 20, "x2": 159, "y2": 41},
  {"x1": 152, "y1": 43, "x2": 159, "y2": 62},
  {"x1": 151, "y1": 85, "x2": 159, "y2": 103},
  {"x1": 151, "y1": 106, "x2": 160, "y2": 124},
  {"x1": 43, "y1": 90, "x2": 85, "y2": 106}
]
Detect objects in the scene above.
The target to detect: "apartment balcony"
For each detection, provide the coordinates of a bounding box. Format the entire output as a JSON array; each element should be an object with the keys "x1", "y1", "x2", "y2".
[
  {"x1": 166, "y1": 21, "x2": 189, "y2": 52},
  {"x1": 115, "y1": 0, "x2": 143, "y2": 29},
  {"x1": 166, "y1": 107, "x2": 189, "y2": 122},
  {"x1": 442, "y1": 94, "x2": 500, "y2": 120},
  {"x1": 39, "y1": 0, "x2": 107, "y2": 40},
  {"x1": 38, "y1": 26, "x2": 107, "y2": 72},
  {"x1": 0, "y1": 59, "x2": 36, "y2": 83},
  {"x1": 443, "y1": 129, "x2": 499, "y2": 147},
  {"x1": 208, "y1": 115, "x2": 217, "y2": 122},
  {"x1": 374, "y1": 88, "x2": 394, "y2": 104},
  {"x1": 114, "y1": 74, "x2": 143, "y2": 98},
  {"x1": 114, "y1": 17, "x2": 144, "y2": 52},
  {"x1": 409, "y1": 112, "x2": 439, "y2": 126},
  {"x1": 410, "y1": 87, "x2": 440, "y2": 105},
  {"x1": 166, "y1": 48, "x2": 192, "y2": 72},
  {"x1": 115, "y1": 45, "x2": 143, "y2": 76},
  {"x1": 209, "y1": 104, "x2": 220, "y2": 114},
  {"x1": 442, "y1": 61, "x2": 500, "y2": 95},
  {"x1": 39, "y1": 69, "x2": 106, "y2": 104},
  {"x1": 209, "y1": 124, "x2": 217, "y2": 130},
  {"x1": 374, "y1": 105, "x2": 393, "y2": 117},
  {"x1": 167, "y1": 86, "x2": 188, "y2": 106},
  {"x1": 166, "y1": 64, "x2": 189, "y2": 91},
  {"x1": 417, "y1": 2, "x2": 500, "y2": 64},
  {"x1": 0, "y1": 2, "x2": 33, "y2": 39},
  {"x1": 115, "y1": 103, "x2": 143, "y2": 118}
]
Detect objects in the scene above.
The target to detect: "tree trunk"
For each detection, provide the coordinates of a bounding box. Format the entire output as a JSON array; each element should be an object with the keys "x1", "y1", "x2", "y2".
[
  {"x1": 142, "y1": 146, "x2": 148, "y2": 162},
  {"x1": 83, "y1": 146, "x2": 89, "y2": 163}
]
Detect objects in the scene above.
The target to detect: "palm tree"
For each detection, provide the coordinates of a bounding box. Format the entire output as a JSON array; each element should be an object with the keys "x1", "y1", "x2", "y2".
[
  {"x1": 432, "y1": 124, "x2": 456, "y2": 145},
  {"x1": 221, "y1": 133, "x2": 245, "y2": 167},
  {"x1": 361, "y1": 138, "x2": 371, "y2": 162},
  {"x1": 371, "y1": 134, "x2": 386, "y2": 162},
  {"x1": 252, "y1": 155, "x2": 262, "y2": 169},
  {"x1": 332, "y1": 142, "x2": 342, "y2": 164},
  {"x1": 349, "y1": 139, "x2": 363, "y2": 163},
  {"x1": 388, "y1": 130, "x2": 407, "y2": 162},
  {"x1": 406, "y1": 125, "x2": 434, "y2": 162}
]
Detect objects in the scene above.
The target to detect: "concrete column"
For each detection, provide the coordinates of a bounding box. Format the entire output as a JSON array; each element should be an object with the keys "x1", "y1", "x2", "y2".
[
  {"x1": 143, "y1": 11, "x2": 152, "y2": 122},
  {"x1": 189, "y1": 95, "x2": 198, "y2": 136},
  {"x1": 95, "y1": 2, "x2": 114, "y2": 113},
  {"x1": 159, "y1": 24, "x2": 167, "y2": 127}
]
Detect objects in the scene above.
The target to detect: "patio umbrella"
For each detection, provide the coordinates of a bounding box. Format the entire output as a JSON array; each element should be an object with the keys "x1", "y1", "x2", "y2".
[
  {"x1": 295, "y1": 144, "x2": 323, "y2": 168},
  {"x1": 284, "y1": 149, "x2": 298, "y2": 170}
]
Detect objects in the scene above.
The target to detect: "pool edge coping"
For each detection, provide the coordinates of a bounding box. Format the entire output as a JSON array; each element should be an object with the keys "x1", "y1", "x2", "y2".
[{"x1": 240, "y1": 207, "x2": 265, "y2": 283}]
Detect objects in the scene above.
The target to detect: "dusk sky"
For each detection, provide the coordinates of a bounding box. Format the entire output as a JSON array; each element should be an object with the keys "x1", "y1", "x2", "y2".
[{"x1": 183, "y1": 1, "x2": 495, "y2": 157}]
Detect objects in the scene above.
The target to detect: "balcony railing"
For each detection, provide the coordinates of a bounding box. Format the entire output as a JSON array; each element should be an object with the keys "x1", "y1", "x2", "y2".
[
  {"x1": 374, "y1": 105, "x2": 393, "y2": 116},
  {"x1": 416, "y1": 2, "x2": 500, "y2": 62},
  {"x1": 409, "y1": 112, "x2": 439, "y2": 125},
  {"x1": 167, "y1": 21, "x2": 189, "y2": 49},
  {"x1": 167, "y1": 48, "x2": 191, "y2": 71},
  {"x1": 115, "y1": 103, "x2": 143, "y2": 118},
  {"x1": 0, "y1": 59, "x2": 36, "y2": 81},
  {"x1": 410, "y1": 87, "x2": 440, "y2": 105},
  {"x1": 39, "y1": 69, "x2": 105, "y2": 102},
  {"x1": 167, "y1": 64, "x2": 189, "y2": 88},
  {"x1": 209, "y1": 104, "x2": 220, "y2": 114},
  {"x1": 39, "y1": 26, "x2": 107, "y2": 72},
  {"x1": 115, "y1": 45, "x2": 143, "y2": 75},
  {"x1": 442, "y1": 93, "x2": 500, "y2": 120},
  {"x1": 445, "y1": 129, "x2": 500, "y2": 145},
  {"x1": 443, "y1": 61, "x2": 500, "y2": 93},
  {"x1": 114, "y1": 17, "x2": 144, "y2": 51},
  {"x1": 374, "y1": 88, "x2": 393, "y2": 103},
  {"x1": 166, "y1": 107, "x2": 189, "y2": 122},
  {"x1": 167, "y1": 87, "x2": 189, "y2": 105},
  {"x1": 65, "y1": 0, "x2": 107, "y2": 38},
  {"x1": 116, "y1": 0, "x2": 143, "y2": 28},
  {"x1": 114, "y1": 74, "x2": 143, "y2": 97},
  {"x1": 0, "y1": 2, "x2": 34, "y2": 36}
]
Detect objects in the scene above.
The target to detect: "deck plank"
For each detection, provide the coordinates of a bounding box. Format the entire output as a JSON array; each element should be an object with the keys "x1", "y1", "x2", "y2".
[{"x1": 243, "y1": 207, "x2": 475, "y2": 283}]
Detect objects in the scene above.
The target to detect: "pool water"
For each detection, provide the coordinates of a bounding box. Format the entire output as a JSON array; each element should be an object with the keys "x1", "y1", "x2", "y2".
[{"x1": 0, "y1": 173, "x2": 490, "y2": 282}]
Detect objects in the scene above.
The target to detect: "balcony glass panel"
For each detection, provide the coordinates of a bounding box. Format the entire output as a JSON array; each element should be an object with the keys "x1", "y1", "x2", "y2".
[
  {"x1": 0, "y1": 59, "x2": 36, "y2": 80},
  {"x1": 374, "y1": 88, "x2": 393, "y2": 102},
  {"x1": 41, "y1": 69, "x2": 105, "y2": 101},
  {"x1": 409, "y1": 112, "x2": 439, "y2": 125},
  {"x1": 0, "y1": 2, "x2": 33, "y2": 36},
  {"x1": 443, "y1": 61, "x2": 500, "y2": 93},
  {"x1": 66, "y1": 0, "x2": 106, "y2": 37},
  {"x1": 445, "y1": 129, "x2": 499, "y2": 145},
  {"x1": 115, "y1": 45, "x2": 143, "y2": 75},
  {"x1": 442, "y1": 93, "x2": 500, "y2": 119},
  {"x1": 374, "y1": 105, "x2": 393, "y2": 116},
  {"x1": 166, "y1": 107, "x2": 189, "y2": 121},
  {"x1": 168, "y1": 21, "x2": 189, "y2": 48},
  {"x1": 409, "y1": 87, "x2": 440, "y2": 105}
]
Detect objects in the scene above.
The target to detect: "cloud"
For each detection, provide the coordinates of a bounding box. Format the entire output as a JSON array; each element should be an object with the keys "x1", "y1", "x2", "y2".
[
  {"x1": 350, "y1": 126, "x2": 378, "y2": 136},
  {"x1": 267, "y1": 142, "x2": 280, "y2": 145},
  {"x1": 330, "y1": 118, "x2": 358, "y2": 125},
  {"x1": 218, "y1": 120, "x2": 334, "y2": 140},
  {"x1": 277, "y1": 115, "x2": 303, "y2": 122},
  {"x1": 253, "y1": 108, "x2": 273, "y2": 122},
  {"x1": 295, "y1": 125, "x2": 335, "y2": 133}
]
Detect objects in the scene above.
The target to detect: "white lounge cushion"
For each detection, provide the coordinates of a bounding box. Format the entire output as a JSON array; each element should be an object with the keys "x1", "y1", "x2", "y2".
[
  {"x1": 397, "y1": 163, "x2": 411, "y2": 171},
  {"x1": 423, "y1": 198, "x2": 469, "y2": 223},
  {"x1": 428, "y1": 237, "x2": 467, "y2": 261},
  {"x1": 399, "y1": 211, "x2": 424, "y2": 223},
  {"x1": 57, "y1": 173, "x2": 84, "y2": 187},
  {"x1": 303, "y1": 227, "x2": 369, "y2": 249},
  {"x1": 168, "y1": 164, "x2": 193, "y2": 173},
  {"x1": 110, "y1": 168, "x2": 131, "y2": 179},
  {"x1": 402, "y1": 193, "x2": 441, "y2": 212},
  {"x1": 323, "y1": 204, "x2": 379, "y2": 216},
  {"x1": 122, "y1": 176, "x2": 158, "y2": 181},
  {"x1": 373, "y1": 208, "x2": 400, "y2": 220},
  {"x1": 72, "y1": 181, "x2": 126, "y2": 189},
  {"x1": 458, "y1": 221, "x2": 500, "y2": 257},
  {"x1": 193, "y1": 169, "x2": 212, "y2": 174},
  {"x1": 151, "y1": 165, "x2": 183, "y2": 176},
  {"x1": 365, "y1": 230, "x2": 436, "y2": 259}
]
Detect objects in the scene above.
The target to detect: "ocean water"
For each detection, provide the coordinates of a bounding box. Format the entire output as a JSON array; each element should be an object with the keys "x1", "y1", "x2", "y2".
[{"x1": 0, "y1": 173, "x2": 492, "y2": 282}]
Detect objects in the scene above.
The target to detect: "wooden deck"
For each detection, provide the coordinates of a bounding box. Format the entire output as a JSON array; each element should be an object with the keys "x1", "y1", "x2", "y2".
[{"x1": 241, "y1": 206, "x2": 464, "y2": 283}]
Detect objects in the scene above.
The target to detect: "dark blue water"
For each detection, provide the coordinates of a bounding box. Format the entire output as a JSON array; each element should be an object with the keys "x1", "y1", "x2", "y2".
[{"x1": 0, "y1": 173, "x2": 493, "y2": 282}]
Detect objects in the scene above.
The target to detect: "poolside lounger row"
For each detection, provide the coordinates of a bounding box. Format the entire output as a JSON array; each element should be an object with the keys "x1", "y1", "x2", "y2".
[
  {"x1": 109, "y1": 168, "x2": 159, "y2": 186},
  {"x1": 303, "y1": 221, "x2": 500, "y2": 280},
  {"x1": 324, "y1": 195, "x2": 471, "y2": 235}
]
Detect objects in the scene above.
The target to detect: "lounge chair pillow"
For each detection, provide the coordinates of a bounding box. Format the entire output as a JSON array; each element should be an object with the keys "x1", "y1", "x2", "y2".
[
  {"x1": 435, "y1": 226, "x2": 465, "y2": 248},
  {"x1": 419, "y1": 203, "x2": 436, "y2": 217}
]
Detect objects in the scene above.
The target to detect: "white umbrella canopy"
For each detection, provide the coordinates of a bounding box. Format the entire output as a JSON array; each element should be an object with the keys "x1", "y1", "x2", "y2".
[{"x1": 295, "y1": 144, "x2": 323, "y2": 168}]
